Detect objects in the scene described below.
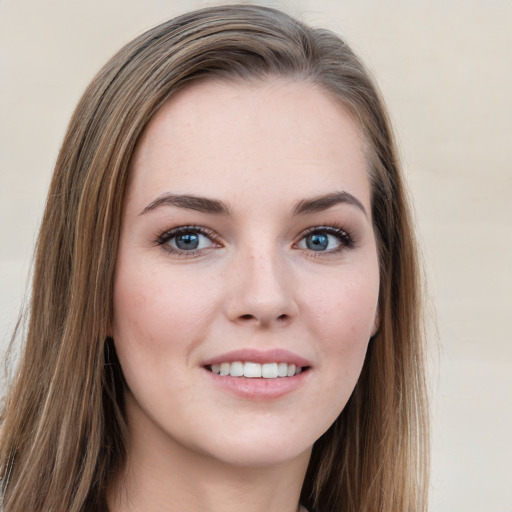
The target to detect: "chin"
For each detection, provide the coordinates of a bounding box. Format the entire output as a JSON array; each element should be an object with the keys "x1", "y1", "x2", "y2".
[
  {"x1": 203, "y1": 437, "x2": 313, "y2": 469},
  {"x1": 186, "y1": 416, "x2": 324, "y2": 469}
]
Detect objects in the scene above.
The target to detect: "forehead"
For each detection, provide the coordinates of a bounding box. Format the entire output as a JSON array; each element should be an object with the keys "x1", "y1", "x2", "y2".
[{"x1": 127, "y1": 79, "x2": 370, "y2": 213}]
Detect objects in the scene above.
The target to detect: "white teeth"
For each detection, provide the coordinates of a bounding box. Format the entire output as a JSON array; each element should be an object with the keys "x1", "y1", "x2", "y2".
[
  {"x1": 243, "y1": 362, "x2": 262, "y2": 378},
  {"x1": 209, "y1": 361, "x2": 304, "y2": 378},
  {"x1": 277, "y1": 362, "x2": 288, "y2": 377},
  {"x1": 262, "y1": 363, "x2": 278, "y2": 379},
  {"x1": 230, "y1": 361, "x2": 244, "y2": 377},
  {"x1": 220, "y1": 362, "x2": 231, "y2": 376}
]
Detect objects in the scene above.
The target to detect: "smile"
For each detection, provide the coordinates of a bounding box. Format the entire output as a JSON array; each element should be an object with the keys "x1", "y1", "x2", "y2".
[{"x1": 209, "y1": 362, "x2": 304, "y2": 378}]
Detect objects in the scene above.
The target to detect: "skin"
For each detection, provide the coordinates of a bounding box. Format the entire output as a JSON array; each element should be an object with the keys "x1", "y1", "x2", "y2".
[{"x1": 110, "y1": 79, "x2": 380, "y2": 512}]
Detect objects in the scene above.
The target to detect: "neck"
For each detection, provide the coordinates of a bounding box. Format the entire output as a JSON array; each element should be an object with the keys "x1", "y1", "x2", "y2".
[
  {"x1": 109, "y1": 443, "x2": 310, "y2": 512},
  {"x1": 108, "y1": 400, "x2": 310, "y2": 512}
]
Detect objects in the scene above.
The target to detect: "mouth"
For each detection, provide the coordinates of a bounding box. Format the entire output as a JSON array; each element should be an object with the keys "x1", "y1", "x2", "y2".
[
  {"x1": 202, "y1": 350, "x2": 310, "y2": 398},
  {"x1": 206, "y1": 361, "x2": 308, "y2": 379}
]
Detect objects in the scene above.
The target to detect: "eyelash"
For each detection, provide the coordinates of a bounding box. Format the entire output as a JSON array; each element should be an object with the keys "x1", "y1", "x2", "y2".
[
  {"x1": 155, "y1": 225, "x2": 220, "y2": 257},
  {"x1": 155, "y1": 224, "x2": 355, "y2": 257},
  {"x1": 296, "y1": 225, "x2": 355, "y2": 255}
]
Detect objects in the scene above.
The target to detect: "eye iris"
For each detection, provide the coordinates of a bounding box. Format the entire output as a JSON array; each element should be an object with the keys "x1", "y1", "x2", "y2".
[
  {"x1": 306, "y1": 233, "x2": 329, "y2": 251},
  {"x1": 175, "y1": 233, "x2": 199, "y2": 250}
]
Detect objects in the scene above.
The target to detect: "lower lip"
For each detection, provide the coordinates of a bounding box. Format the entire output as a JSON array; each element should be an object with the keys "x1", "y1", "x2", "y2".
[{"x1": 204, "y1": 369, "x2": 309, "y2": 399}]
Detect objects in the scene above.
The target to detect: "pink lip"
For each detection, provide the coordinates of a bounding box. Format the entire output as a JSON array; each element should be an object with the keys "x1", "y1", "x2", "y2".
[
  {"x1": 205, "y1": 369, "x2": 309, "y2": 399},
  {"x1": 201, "y1": 349, "x2": 311, "y2": 400},
  {"x1": 202, "y1": 349, "x2": 310, "y2": 367}
]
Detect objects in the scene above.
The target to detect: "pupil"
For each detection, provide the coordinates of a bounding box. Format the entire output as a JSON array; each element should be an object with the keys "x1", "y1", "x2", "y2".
[
  {"x1": 176, "y1": 233, "x2": 199, "y2": 250},
  {"x1": 306, "y1": 234, "x2": 328, "y2": 251}
]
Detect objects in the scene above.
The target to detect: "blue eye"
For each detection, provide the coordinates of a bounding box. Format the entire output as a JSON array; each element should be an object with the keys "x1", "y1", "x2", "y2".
[
  {"x1": 174, "y1": 233, "x2": 200, "y2": 250},
  {"x1": 297, "y1": 226, "x2": 353, "y2": 253},
  {"x1": 305, "y1": 233, "x2": 330, "y2": 251},
  {"x1": 157, "y1": 226, "x2": 218, "y2": 254}
]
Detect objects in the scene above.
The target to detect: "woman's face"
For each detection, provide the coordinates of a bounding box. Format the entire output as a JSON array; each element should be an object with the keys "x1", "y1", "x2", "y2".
[{"x1": 113, "y1": 80, "x2": 380, "y2": 469}]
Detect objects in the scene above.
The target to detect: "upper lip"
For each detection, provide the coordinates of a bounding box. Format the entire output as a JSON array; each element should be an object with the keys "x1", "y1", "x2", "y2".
[{"x1": 202, "y1": 349, "x2": 310, "y2": 368}]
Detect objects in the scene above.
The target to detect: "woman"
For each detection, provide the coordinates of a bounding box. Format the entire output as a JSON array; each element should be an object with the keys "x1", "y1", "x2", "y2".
[{"x1": 0, "y1": 4, "x2": 429, "y2": 512}]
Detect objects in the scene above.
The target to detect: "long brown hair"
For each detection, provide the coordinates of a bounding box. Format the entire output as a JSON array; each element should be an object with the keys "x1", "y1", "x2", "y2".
[{"x1": 0, "y1": 5, "x2": 429, "y2": 511}]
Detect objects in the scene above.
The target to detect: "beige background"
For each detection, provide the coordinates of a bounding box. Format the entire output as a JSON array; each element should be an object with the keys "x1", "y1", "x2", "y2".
[{"x1": 1, "y1": 0, "x2": 511, "y2": 510}]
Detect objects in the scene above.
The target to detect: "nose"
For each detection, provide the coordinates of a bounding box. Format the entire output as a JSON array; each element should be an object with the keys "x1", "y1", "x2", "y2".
[{"x1": 225, "y1": 246, "x2": 298, "y2": 328}]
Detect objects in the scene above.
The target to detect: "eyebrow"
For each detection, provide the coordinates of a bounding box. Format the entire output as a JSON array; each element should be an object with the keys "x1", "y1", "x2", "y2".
[
  {"x1": 140, "y1": 190, "x2": 367, "y2": 217},
  {"x1": 292, "y1": 191, "x2": 367, "y2": 217},
  {"x1": 140, "y1": 193, "x2": 231, "y2": 216}
]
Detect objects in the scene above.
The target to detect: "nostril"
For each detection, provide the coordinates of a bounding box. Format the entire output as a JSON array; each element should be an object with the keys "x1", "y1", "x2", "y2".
[{"x1": 234, "y1": 311, "x2": 292, "y2": 325}]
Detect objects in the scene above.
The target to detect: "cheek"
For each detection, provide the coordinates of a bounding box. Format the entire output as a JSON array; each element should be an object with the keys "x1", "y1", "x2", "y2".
[
  {"x1": 301, "y1": 260, "x2": 379, "y2": 392},
  {"x1": 306, "y1": 270, "x2": 379, "y2": 342},
  {"x1": 294, "y1": 268, "x2": 379, "y2": 433},
  {"x1": 112, "y1": 261, "x2": 221, "y2": 365}
]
